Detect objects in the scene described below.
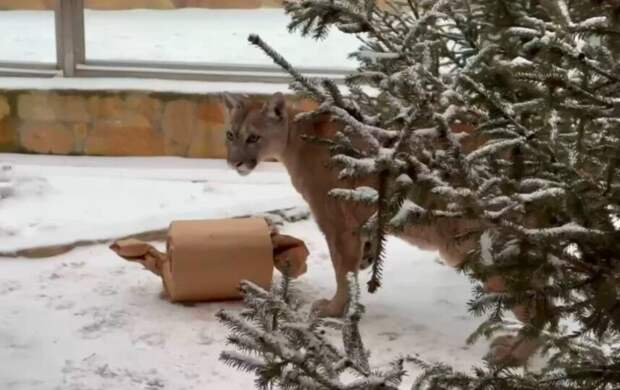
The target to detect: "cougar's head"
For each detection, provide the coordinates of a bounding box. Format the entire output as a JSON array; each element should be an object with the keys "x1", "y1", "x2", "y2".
[{"x1": 223, "y1": 92, "x2": 289, "y2": 176}]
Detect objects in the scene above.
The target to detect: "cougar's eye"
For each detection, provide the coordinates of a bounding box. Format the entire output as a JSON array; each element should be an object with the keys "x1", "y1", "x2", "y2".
[
  {"x1": 226, "y1": 131, "x2": 234, "y2": 141},
  {"x1": 246, "y1": 134, "x2": 261, "y2": 144}
]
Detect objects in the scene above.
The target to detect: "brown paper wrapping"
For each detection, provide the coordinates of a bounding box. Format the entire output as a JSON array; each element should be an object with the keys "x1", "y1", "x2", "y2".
[
  {"x1": 271, "y1": 233, "x2": 308, "y2": 279},
  {"x1": 110, "y1": 218, "x2": 308, "y2": 302}
]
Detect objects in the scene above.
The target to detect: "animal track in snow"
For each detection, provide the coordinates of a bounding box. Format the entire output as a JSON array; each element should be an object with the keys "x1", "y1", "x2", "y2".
[
  {"x1": 93, "y1": 283, "x2": 118, "y2": 297},
  {"x1": 0, "y1": 280, "x2": 21, "y2": 295},
  {"x1": 60, "y1": 358, "x2": 166, "y2": 390},
  {"x1": 77, "y1": 307, "x2": 130, "y2": 339},
  {"x1": 132, "y1": 332, "x2": 166, "y2": 348},
  {"x1": 378, "y1": 331, "x2": 401, "y2": 341}
]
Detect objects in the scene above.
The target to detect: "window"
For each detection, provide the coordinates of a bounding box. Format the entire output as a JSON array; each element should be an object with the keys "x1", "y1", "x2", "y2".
[
  {"x1": 84, "y1": 6, "x2": 357, "y2": 70},
  {"x1": 0, "y1": 2, "x2": 58, "y2": 76},
  {"x1": 0, "y1": 0, "x2": 355, "y2": 83}
]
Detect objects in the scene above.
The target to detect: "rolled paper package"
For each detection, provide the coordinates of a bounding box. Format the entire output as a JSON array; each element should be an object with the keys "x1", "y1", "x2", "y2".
[{"x1": 110, "y1": 217, "x2": 308, "y2": 302}]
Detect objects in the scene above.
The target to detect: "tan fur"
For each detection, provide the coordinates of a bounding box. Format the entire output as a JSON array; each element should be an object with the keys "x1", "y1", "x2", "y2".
[
  {"x1": 224, "y1": 93, "x2": 539, "y2": 364},
  {"x1": 223, "y1": 93, "x2": 481, "y2": 313}
]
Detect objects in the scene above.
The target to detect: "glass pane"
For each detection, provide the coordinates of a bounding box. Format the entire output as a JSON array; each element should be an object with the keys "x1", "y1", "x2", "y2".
[
  {"x1": 0, "y1": 7, "x2": 56, "y2": 64},
  {"x1": 84, "y1": 3, "x2": 358, "y2": 70}
]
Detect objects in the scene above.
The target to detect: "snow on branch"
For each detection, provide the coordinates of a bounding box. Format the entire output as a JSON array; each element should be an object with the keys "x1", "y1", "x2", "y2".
[
  {"x1": 326, "y1": 104, "x2": 399, "y2": 143},
  {"x1": 356, "y1": 50, "x2": 401, "y2": 64},
  {"x1": 541, "y1": 0, "x2": 572, "y2": 27},
  {"x1": 465, "y1": 138, "x2": 524, "y2": 163},
  {"x1": 515, "y1": 188, "x2": 565, "y2": 203},
  {"x1": 502, "y1": 221, "x2": 608, "y2": 243},
  {"x1": 333, "y1": 155, "x2": 377, "y2": 179},
  {"x1": 572, "y1": 16, "x2": 609, "y2": 31},
  {"x1": 330, "y1": 186, "x2": 378, "y2": 204},
  {"x1": 389, "y1": 199, "x2": 426, "y2": 231}
]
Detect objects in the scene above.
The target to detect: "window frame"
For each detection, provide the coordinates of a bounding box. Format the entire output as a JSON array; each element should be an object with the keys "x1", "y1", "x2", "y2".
[{"x1": 0, "y1": 0, "x2": 348, "y2": 83}]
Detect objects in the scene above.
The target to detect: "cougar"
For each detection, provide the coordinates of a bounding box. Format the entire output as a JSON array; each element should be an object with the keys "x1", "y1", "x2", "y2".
[{"x1": 223, "y1": 92, "x2": 540, "y2": 365}]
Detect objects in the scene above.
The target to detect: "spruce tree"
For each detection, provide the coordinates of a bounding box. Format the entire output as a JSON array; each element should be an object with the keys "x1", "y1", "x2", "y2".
[{"x1": 220, "y1": 0, "x2": 620, "y2": 388}]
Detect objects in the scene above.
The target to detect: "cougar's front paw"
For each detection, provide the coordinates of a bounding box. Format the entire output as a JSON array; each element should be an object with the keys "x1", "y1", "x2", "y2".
[
  {"x1": 310, "y1": 298, "x2": 346, "y2": 318},
  {"x1": 360, "y1": 241, "x2": 375, "y2": 270},
  {"x1": 487, "y1": 335, "x2": 542, "y2": 367},
  {"x1": 359, "y1": 253, "x2": 374, "y2": 270}
]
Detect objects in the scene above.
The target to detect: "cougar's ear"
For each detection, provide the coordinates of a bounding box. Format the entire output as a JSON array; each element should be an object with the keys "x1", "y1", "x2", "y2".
[
  {"x1": 263, "y1": 92, "x2": 287, "y2": 121},
  {"x1": 222, "y1": 93, "x2": 245, "y2": 113}
]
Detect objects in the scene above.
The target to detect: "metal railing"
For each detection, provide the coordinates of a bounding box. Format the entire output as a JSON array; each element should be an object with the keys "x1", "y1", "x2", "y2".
[{"x1": 0, "y1": 0, "x2": 348, "y2": 83}]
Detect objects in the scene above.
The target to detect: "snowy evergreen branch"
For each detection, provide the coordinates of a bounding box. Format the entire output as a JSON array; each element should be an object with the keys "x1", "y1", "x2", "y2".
[
  {"x1": 218, "y1": 278, "x2": 406, "y2": 389},
  {"x1": 248, "y1": 34, "x2": 324, "y2": 100}
]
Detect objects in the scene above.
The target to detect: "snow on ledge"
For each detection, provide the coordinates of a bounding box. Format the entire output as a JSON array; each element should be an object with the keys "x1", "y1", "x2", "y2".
[
  {"x1": 0, "y1": 76, "x2": 376, "y2": 96},
  {"x1": 0, "y1": 77, "x2": 291, "y2": 95}
]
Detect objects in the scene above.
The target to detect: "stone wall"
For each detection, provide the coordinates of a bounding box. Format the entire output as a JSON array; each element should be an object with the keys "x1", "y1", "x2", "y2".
[
  {"x1": 0, "y1": 0, "x2": 283, "y2": 10},
  {"x1": 0, "y1": 89, "x2": 315, "y2": 158}
]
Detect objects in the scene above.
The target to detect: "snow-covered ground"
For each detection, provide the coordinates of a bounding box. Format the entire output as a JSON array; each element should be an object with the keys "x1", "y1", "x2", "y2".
[
  {"x1": 0, "y1": 154, "x2": 305, "y2": 254},
  {"x1": 0, "y1": 9, "x2": 358, "y2": 69},
  {"x1": 0, "y1": 155, "x2": 488, "y2": 389}
]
